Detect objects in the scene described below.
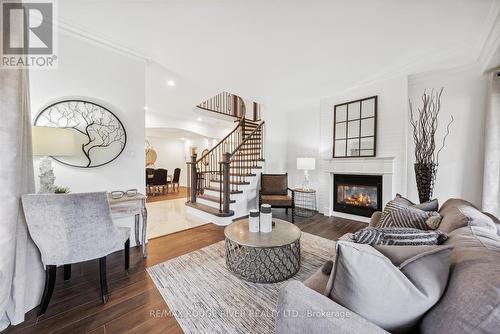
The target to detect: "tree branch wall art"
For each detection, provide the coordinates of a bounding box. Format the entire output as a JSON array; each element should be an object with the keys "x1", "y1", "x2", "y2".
[{"x1": 35, "y1": 100, "x2": 127, "y2": 168}]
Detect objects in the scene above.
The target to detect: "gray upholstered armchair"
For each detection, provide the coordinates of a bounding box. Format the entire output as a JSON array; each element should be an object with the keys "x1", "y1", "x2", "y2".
[{"x1": 21, "y1": 192, "x2": 130, "y2": 316}]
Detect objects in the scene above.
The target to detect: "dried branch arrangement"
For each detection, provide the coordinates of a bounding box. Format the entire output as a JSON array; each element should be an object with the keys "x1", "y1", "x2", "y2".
[
  {"x1": 409, "y1": 88, "x2": 453, "y2": 202},
  {"x1": 409, "y1": 88, "x2": 454, "y2": 165}
]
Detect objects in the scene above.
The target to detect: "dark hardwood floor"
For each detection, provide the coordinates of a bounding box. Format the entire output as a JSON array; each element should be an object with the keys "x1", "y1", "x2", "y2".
[{"x1": 5, "y1": 210, "x2": 365, "y2": 334}]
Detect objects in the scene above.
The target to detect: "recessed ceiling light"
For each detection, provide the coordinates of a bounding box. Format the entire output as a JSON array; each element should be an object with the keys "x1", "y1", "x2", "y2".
[
  {"x1": 180, "y1": 137, "x2": 185, "y2": 141},
  {"x1": 197, "y1": 117, "x2": 202, "y2": 121},
  {"x1": 167, "y1": 80, "x2": 176, "y2": 87},
  {"x1": 143, "y1": 106, "x2": 148, "y2": 111}
]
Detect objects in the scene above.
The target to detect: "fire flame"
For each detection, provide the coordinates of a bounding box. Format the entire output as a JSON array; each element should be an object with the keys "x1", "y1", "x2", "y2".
[{"x1": 344, "y1": 193, "x2": 372, "y2": 207}]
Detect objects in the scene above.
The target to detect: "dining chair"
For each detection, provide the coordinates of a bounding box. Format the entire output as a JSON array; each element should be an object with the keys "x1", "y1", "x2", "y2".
[
  {"x1": 21, "y1": 192, "x2": 130, "y2": 316},
  {"x1": 152, "y1": 168, "x2": 168, "y2": 195},
  {"x1": 146, "y1": 168, "x2": 154, "y2": 195},
  {"x1": 168, "y1": 168, "x2": 181, "y2": 192}
]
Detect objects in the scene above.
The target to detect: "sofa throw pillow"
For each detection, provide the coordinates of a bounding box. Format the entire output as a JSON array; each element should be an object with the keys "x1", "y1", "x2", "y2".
[
  {"x1": 327, "y1": 241, "x2": 452, "y2": 333},
  {"x1": 387, "y1": 207, "x2": 441, "y2": 230},
  {"x1": 353, "y1": 227, "x2": 448, "y2": 246},
  {"x1": 375, "y1": 196, "x2": 412, "y2": 227},
  {"x1": 395, "y1": 193, "x2": 439, "y2": 211},
  {"x1": 438, "y1": 198, "x2": 497, "y2": 234},
  {"x1": 376, "y1": 195, "x2": 439, "y2": 229},
  {"x1": 376, "y1": 198, "x2": 441, "y2": 230}
]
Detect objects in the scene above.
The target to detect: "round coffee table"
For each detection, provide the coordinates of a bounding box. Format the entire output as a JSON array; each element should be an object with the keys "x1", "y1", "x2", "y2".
[{"x1": 224, "y1": 218, "x2": 301, "y2": 283}]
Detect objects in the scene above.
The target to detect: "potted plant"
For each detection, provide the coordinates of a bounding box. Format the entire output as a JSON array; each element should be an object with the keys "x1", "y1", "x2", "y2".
[{"x1": 54, "y1": 186, "x2": 70, "y2": 194}]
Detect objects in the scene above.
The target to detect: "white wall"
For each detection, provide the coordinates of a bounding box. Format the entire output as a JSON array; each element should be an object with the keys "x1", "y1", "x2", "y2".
[
  {"x1": 315, "y1": 76, "x2": 409, "y2": 214},
  {"x1": 30, "y1": 33, "x2": 146, "y2": 194},
  {"x1": 145, "y1": 135, "x2": 212, "y2": 186},
  {"x1": 286, "y1": 105, "x2": 321, "y2": 190},
  {"x1": 263, "y1": 105, "x2": 288, "y2": 173},
  {"x1": 407, "y1": 65, "x2": 488, "y2": 206}
]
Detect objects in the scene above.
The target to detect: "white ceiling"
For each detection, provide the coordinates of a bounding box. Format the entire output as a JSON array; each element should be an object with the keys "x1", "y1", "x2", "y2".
[{"x1": 58, "y1": 0, "x2": 498, "y2": 111}]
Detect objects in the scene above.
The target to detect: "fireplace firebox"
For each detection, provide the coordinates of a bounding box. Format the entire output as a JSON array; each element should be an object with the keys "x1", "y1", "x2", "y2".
[{"x1": 334, "y1": 174, "x2": 382, "y2": 217}]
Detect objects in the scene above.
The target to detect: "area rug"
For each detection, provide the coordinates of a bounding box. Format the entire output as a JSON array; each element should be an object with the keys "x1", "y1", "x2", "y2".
[{"x1": 147, "y1": 232, "x2": 336, "y2": 334}]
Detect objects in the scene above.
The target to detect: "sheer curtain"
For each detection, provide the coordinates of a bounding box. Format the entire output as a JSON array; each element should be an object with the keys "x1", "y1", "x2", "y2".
[
  {"x1": 0, "y1": 21, "x2": 44, "y2": 332},
  {"x1": 482, "y1": 71, "x2": 500, "y2": 217}
]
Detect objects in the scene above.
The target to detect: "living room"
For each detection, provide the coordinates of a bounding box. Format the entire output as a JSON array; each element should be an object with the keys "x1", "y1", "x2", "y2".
[{"x1": 1, "y1": 1, "x2": 499, "y2": 333}]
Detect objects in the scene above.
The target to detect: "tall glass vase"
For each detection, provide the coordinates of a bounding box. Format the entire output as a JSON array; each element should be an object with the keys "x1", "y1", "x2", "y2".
[{"x1": 414, "y1": 163, "x2": 437, "y2": 203}]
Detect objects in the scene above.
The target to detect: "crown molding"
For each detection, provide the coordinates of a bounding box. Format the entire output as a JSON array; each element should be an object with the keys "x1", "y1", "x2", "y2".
[
  {"x1": 407, "y1": 63, "x2": 483, "y2": 86},
  {"x1": 476, "y1": 0, "x2": 500, "y2": 72},
  {"x1": 53, "y1": 17, "x2": 152, "y2": 63}
]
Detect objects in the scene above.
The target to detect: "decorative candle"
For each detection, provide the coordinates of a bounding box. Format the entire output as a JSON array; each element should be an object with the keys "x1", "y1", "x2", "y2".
[
  {"x1": 249, "y1": 209, "x2": 260, "y2": 232},
  {"x1": 260, "y1": 204, "x2": 272, "y2": 233}
]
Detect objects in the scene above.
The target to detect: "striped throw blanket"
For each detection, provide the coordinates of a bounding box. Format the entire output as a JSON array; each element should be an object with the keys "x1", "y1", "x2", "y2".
[{"x1": 353, "y1": 227, "x2": 448, "y2": 246}]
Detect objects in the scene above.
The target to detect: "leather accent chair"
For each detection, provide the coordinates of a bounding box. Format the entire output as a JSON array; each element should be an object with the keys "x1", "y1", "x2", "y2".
[{"x1": 259, "y1": 173, "x2": 295, "y2": 223}]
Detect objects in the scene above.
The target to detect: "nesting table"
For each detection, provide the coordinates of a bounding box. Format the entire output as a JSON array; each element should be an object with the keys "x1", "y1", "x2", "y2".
[{"x1": 224, "y1": 218, "x2": 301, "y2": 283}]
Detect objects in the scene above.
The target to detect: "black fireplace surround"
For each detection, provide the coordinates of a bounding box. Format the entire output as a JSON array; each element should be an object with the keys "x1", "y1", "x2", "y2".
[{"x1": 334, "y1": 174, "x2": 383, "y2": 217}]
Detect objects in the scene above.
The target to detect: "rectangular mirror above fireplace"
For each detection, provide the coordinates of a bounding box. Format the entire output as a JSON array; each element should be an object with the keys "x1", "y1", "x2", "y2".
[
  {"x1": 333, "y1": 96, "x2": 377, "y2": 158},
  {"x1": 334, "y1": 174, "x2": 382, "y2": 217}
]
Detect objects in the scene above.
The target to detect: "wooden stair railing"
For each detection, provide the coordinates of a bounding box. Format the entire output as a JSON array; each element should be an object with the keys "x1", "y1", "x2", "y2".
[
  {"x1": 186, "y1": 106, "x2": 264, "y2": 216},
  {"x1": 197, "y1": 91, "x2": 261, "y2": 121}
]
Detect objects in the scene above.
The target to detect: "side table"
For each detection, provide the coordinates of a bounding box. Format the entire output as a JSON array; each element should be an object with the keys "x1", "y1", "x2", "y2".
[
  {"x1": 108, "y1": 193, "x2": 148, "y2": 258},
  {"x1": 294, "y1": 188, "x2": 317, "y2": 217}
]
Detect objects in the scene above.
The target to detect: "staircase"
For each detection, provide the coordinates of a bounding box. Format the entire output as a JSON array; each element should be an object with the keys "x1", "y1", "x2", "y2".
[{"x1": 185, "y1": 93, "x2": 264, "y2": 225}]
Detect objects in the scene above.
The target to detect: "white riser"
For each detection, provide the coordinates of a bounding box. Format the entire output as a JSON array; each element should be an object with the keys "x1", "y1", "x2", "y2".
[
  {"x1": 187, "y1": 172, "x2": 261, "y2": 226},
  {"x1": 203, "y1": 188, "x2": 246, "y2": 199},
  {"x1": 197, "y1": 197, "x2": 235, "y2": 210},
  {"x1": 185, "y1": 205, "x2": 233, "y2": 226}
]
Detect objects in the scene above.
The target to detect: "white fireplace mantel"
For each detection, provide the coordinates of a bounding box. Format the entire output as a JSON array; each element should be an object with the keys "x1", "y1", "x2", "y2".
[
  {"x1": 321, "y1": 157, "x2": 395, "y2": 222},
  {"x1": 321, "y1": 156, "x2": 395, "y2": 175}
]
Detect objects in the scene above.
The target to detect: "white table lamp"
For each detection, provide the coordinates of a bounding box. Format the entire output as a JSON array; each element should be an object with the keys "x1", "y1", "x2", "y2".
[
  {"x1": 297, "y1": 157, "x2": 316, "y2": 191},
  {"x1": 32, "y1": 126, "x2": 76, "y2": 193}
]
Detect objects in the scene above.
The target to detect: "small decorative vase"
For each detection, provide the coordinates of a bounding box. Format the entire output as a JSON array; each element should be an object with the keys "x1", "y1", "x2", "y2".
[
  {"x1": 414, "y1": 162, "x2": 437, "y2": 203},
  {"x1": 248, "y1": 209, "x2": 260, "y2": 233},
  {"x1": 39, "y1": 157, "x2": 56, "y2": 193},
  {"x1": 260, "y1": 204, "x2": 272, "y2": 233}
]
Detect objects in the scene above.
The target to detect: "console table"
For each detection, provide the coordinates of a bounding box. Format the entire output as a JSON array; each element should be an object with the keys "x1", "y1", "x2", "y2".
[{"x1": 108, "y1": 193, "x2": 148, "y2": 258}]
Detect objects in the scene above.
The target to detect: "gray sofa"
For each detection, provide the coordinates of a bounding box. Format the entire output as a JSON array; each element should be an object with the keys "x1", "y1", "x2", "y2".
[{"x1": 277, "y1": 199, "x2": 500, "y2": 334}]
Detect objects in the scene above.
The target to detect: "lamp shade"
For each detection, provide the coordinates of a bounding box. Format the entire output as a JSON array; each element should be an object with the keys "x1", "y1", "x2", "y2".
[
  {"x1": 297, "y1": 157, "x2": 316, "y2": 170},
  {"x1": 32, "y1": 126, "x2": 76, "y2": 156}
]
